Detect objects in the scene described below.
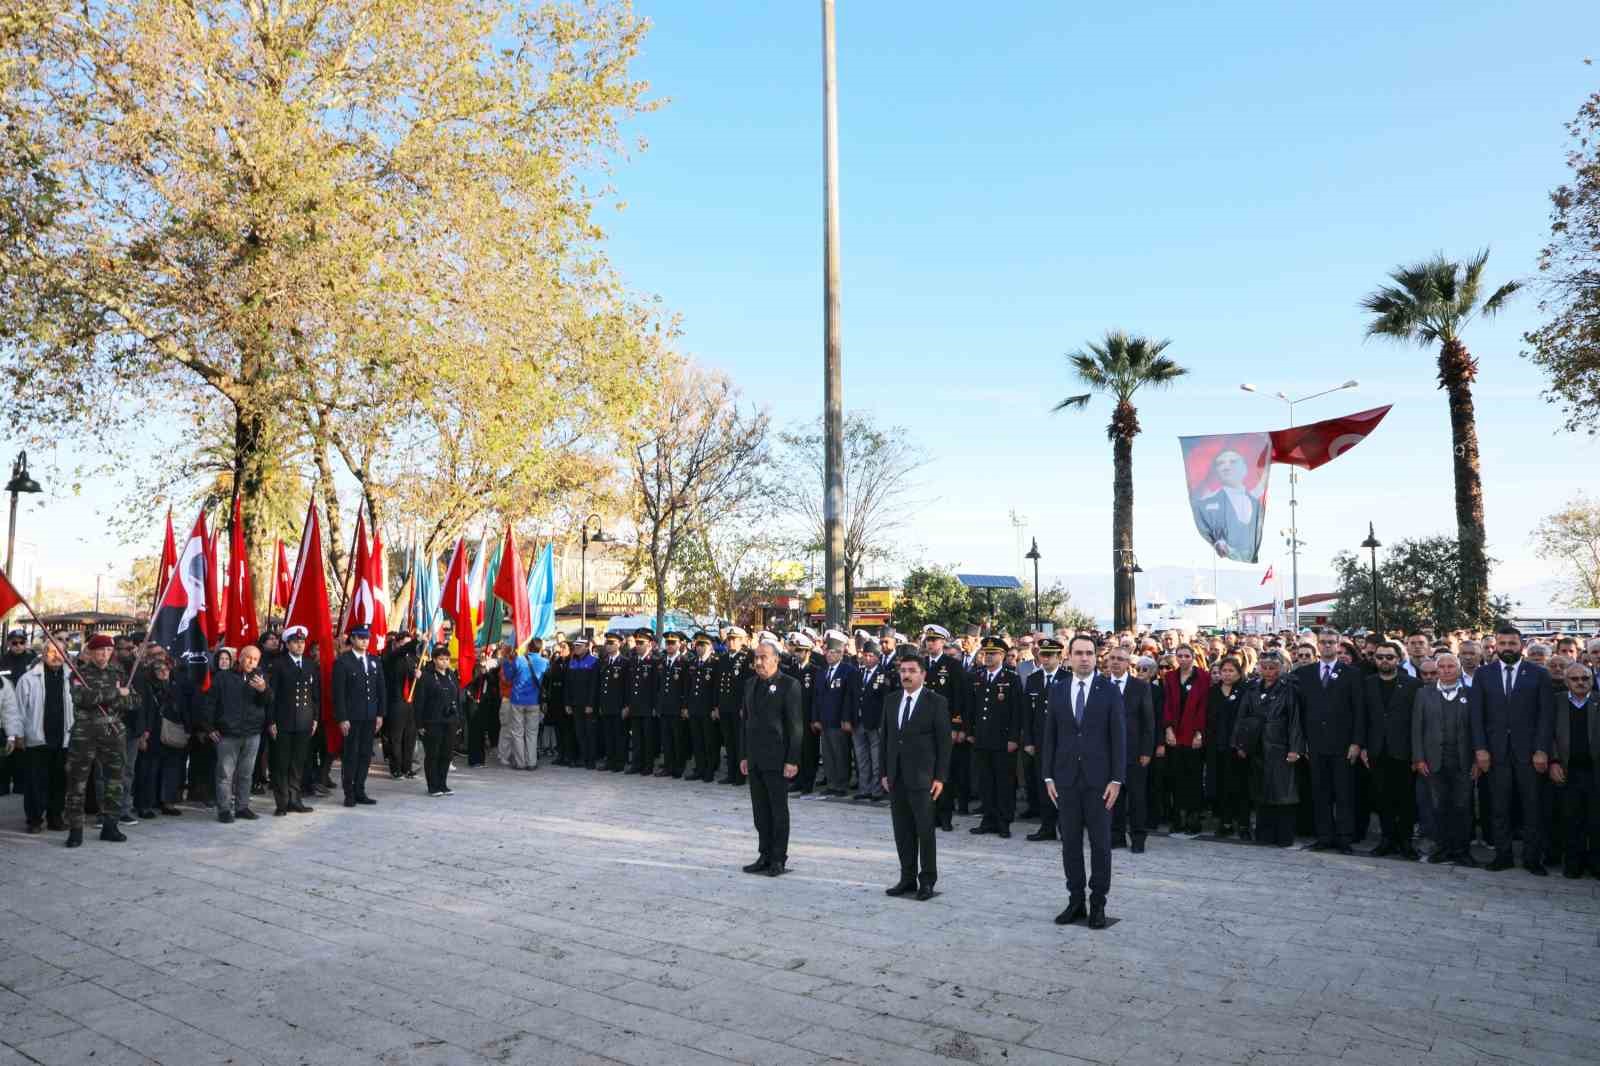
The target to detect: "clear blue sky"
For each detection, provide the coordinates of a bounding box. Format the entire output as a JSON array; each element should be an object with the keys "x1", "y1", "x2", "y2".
[
  {"x1": 18, "y1": 2, "x2": 1599, "y2": 618},
  {"x1": 595, "y1": 0, "x2": 1598, "y2": 612}
]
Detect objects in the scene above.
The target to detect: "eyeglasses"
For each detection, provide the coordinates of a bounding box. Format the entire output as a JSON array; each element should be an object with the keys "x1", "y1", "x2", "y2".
[{"x1": 1374, "y1": 653, "x2": 1398, "y2": 661}]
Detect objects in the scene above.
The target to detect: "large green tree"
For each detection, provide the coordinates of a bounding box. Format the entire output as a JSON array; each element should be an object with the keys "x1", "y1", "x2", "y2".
[
  {"x1": 1330, "y1": 534, "x2": 1511, "y2": 633},
  {"x1": 0, "y1": 0, "x2": 657, "y2": 592},
  {"x1": 1525, "y1": 88, "x2": 1600, "y2": 432},
  {"x1": 1361, "y1": 252, "x2": 1519, "y2": 623},
  {"x1": 1054, "y1": 331, "x2": 1187, "y2": 632},
  {"x1": 1533, "y1": 494, "x2": 1600, "y2": 608}
]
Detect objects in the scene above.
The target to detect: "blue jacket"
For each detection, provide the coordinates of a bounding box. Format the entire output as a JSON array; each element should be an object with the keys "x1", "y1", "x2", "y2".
[
  {"x1": 812, "y1": 659, "x2": 859, "y2": 729},
  {"x1": 503, "y1": 652, "x2": 547, "y2": 706},
  {"x1": 1041, "y1": 672, "x2": 1127, "y2": 792}
]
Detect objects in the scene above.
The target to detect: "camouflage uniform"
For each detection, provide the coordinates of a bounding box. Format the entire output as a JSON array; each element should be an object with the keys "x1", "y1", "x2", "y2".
[{"x1": 65, "y1": 659, "x2": 131, "y2": 830}]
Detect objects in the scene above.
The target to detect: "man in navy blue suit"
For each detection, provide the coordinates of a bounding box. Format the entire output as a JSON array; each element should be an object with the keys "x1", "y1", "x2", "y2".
[
  {"x1": 1042, "y1": 634, "x2": 1126, "y2": 929},
  {"x1": 1471, "y1": 623, "x2": 1554, "y2": 875}
]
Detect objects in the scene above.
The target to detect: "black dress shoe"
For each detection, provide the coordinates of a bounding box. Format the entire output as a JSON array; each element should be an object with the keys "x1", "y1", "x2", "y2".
[
  {"x1": 787, "y1": 783, "x2": 804, "y2": 794},
  {"x1": 99, "y1": 820, "x2": 127, "y2": 842},
  {"x1": 915, "y1": 886, "x2": 935, "y2": 901},
  {"x1": 290, "y1": 802, "x2": 315, "y2": 813},
  {"x1": 741, "y1": 858, "x2": 770, "y2": 874},
  {"x1": 1026, "y1": 828, "x2": 1056, "y2": 842},
  {"x1": 938, "y1": 817, "x2": 953, "y2": 832},
  {"x1": 969, "y1": 825, "x2": 994, "y2": 835},
  {"x1": 160, "y1": 804, "x2": 183, "y2": 816},
  {"x1": 1427, "y1": 848, "x2": 1450, "y2": 863},
  {"x1": 25, "y1": 823, "x2": 42, "y2": 835},
  {"x1": 1131, "y1": 838, "x2": 1146, "y2": 854},
  {"x1": 1110, "y1": 835, "x2": 1128, "y2": 850},
  {"x1": 1371, "y1": 840, "x2": 1395, "y2": 857},
  {"x1": 997, "y1": 828, "x2": 1011, "y2": 839},
  {"x1": 1336, "y1": 845, "x2": 1353, "y2": 855},
  {"x1": 885, "y1": 881, "x2": 915, "y2": 897},
  {"x1": 1087, "y1": 905, "x2": 1107, "y2": 930},
  {"x1": 1565, "y1": 865, "x2": 1586, "y2": 879},
  {"x1": 235, "y1": 809, "x2": 259, "y2": 821},
  {"x1": 1455, "y1": 850, "x2": 1478, "y2": 867},
  {"x1": 1054, "y1": 900, "x2": 1086, "y2": 925},
  {"x1": 1486, "y1": 856, "x2": 1514, "y2": 871},
  {"x1": 356, "y1": 796, "x2": 377, "y2": 805},
  {"x1": 274, "y1": 807, "x2": 288, "y2": 817},
  {"x1": 765, "y1": 862, "x2": 787, "y2": 877},
  {"x1": 47, "y1": 815, "x2": 65, "y2": 831},
  {"x1": 1525, "y1": 862, "x2": 1548, "y2": 877},
  {"x1": 217, "y1": 810, "x2": 234, "y2": 824},
  {"x1": 1307, "y1": 840, "x2": 1332, "y2": 852},
  {"x1": 65, "y1": 827, "x2": 83, "y2": 848},
  {"x1": 343, "y1": 797, "x2": 357, "y2": 807}
]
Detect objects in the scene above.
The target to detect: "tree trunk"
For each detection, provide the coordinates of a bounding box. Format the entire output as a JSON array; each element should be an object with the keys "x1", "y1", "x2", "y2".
[
  {"x1": 232, "y1": 400, "x2": 270, "y2": 622},
  {"x1": 313, "y1": 439, "x2": 346, "y2": 591},
  {"x1": 654, "y1": 560, "x2": 667, "y2": 635},
  {"x1": 1440, "y1": 340, "x2": 1489, "y2": 622},
  {"x1": 1112, "y1": 428, "x2": 1136, "y2": 632},
  {"x1": 844, "y1": 555, "x2": 856, "y2": 628}
]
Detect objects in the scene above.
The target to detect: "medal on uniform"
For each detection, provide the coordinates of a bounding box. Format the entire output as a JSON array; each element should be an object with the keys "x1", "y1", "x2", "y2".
[{"x1": 769, "y1": 684, "x2": 777, "y2": 693}]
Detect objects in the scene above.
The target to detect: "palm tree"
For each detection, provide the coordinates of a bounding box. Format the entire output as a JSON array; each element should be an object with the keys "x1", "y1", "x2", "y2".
[
  {"x1": 1361, "y1": 251, "x2": 1519, "y2": 623},
  {"x1": 1055, "y1": 331, "x2": 1187, "y2": 631}
]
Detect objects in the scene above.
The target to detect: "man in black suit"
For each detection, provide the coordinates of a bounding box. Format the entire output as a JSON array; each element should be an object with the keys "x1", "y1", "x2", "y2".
[
  {"x1": 1471, "y1": 623, "x2": 1554, "y2": 875},
  {"x1": 268, "y1": 626, "x2": 321, "y2": 816},
  {"x1": 1292, "y1": 628, "x2": 1365, "y2": 853},
  {"x1": 1105, "y1": 646, "x2": 1155, "y2": 853},
  {"x1": 740, "y1": 641, "x2": 803, "y2": 877},
  {"x1": 882, "y1": 656, "x2": 952, "y2": 900},
  {"x1": 1361, "y1": 641, "x2": 1421, "y2": 858},
  {"x1": 1042, "y1": 634, "x2": 1126, "y2": 930},
  {"x1": 331, "y1": 625, "x2": 387, "y2": 807}
]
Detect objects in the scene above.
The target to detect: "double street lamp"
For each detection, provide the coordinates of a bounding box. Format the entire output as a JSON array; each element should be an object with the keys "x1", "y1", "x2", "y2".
[
  {"x1": 578, "y1": 514, "x2": 611, "y2": 641},
  {"x1": 1239, "y1": 380, "x2": 1358, "y2": 631},
  {"x1": 1024, "y1": 537, "x2": 1041, "y2": 630}
]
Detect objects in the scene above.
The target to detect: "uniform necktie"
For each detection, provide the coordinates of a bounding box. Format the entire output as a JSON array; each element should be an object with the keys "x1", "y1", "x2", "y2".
[
  {"x1": 899, "y1": 695, "x2": 912, "y2": 729},
  {"x1": 1321, "y1": 663, "x2": 1331, "y2": 687},
  {"x1": 1074, "y1": 679, "x2": 1086, "y2": 724},
  {"x1": 1503, "y1": 667, "x2": 1512, "y2": 698}
]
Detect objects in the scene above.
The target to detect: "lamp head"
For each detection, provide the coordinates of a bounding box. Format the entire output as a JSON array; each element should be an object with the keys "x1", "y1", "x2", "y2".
[{"x1": 5, "y1": 452, "x2": 40, "y2": 496}]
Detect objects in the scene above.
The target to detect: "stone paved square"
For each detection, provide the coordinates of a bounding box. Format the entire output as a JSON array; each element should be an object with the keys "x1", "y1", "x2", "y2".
[{"x1": 2, "y1": 761, "x2": 1598, "y2": 1066}]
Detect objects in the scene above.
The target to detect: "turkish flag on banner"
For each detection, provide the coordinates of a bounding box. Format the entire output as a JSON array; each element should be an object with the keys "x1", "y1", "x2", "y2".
[
  {"x1": 1260, "y1": 565, "x2": 1275, "y2": 586},
  {"x1": 1269, "y1": 405, "x2": 1392, "y2": 470},
  {"x1": 272, "y1": 539, "x2": 292, "y2": 613},
  {"x1": 440, "y1": 536, "x2": 477, "y2": 689},
  {"x1": 226, "y1": 493, "x2": 259, "y2": 649}
]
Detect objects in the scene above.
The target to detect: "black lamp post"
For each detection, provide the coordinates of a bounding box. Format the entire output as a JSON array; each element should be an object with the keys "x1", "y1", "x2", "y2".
[
  {"x1": 5, "y1": 450, "x2": 41, "y2": 587},
  {"x1": 579, "y1": 514, "x2": 611, "y2": 640},
  {"x1": 1360, "y1": 522, "x2": 1381, "y2": 634},
  {"x1": 1024, "y1": 538, "x2": 1041, "y2": 630}
]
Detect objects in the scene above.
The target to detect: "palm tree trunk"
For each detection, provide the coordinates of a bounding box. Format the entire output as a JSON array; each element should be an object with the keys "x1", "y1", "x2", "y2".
[
  {"x1": 1112, "y1": 428, "x2": 1135, "y2": 631},
  {"x1": 1439, "y1": 339, "x2": 1488, "y2": 621}
]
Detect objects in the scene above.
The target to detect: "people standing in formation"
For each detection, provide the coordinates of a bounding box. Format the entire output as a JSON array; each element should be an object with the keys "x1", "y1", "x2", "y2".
[{"x1": 6, "y1": 616, "x2": 1593, "y2": 889}]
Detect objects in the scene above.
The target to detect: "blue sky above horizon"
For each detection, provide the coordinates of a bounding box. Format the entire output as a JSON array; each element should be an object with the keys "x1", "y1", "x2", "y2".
[{"x1": 17, "y1": 1, "x2": 1599, "y2": 618}]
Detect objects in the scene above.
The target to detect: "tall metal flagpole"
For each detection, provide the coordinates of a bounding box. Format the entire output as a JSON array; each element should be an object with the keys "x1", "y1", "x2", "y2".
[{"x1": 821, "y1": 0, "x2": 845, "y2": 629}]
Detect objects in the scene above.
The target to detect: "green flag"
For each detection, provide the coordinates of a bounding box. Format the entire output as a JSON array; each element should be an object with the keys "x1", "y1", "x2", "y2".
[{"x1": 476, "y1": 536, "x2": 505, "y2": 646}]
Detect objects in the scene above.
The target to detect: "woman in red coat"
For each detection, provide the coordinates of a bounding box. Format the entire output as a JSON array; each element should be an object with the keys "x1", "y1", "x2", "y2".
[{"x1": 1162, "y1": 644, "x2": 1211, "y2": 835}]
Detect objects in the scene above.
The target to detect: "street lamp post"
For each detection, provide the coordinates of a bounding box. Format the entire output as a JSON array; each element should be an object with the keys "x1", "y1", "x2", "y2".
[
  {"x1": 579, "y1": 514, "x2": 611, "y2": 641},
  {"x1": 1239, "y1": 380, "x2": 1358, "y2": 631},
  {"x1": 820, "y1": 0, "x2": 846, "y2": 629},
  {"x1": 1360, "y1": 522, "x2": 1382, "y2": 635},
  {"x1": 3, "y1": 452, "x2": 41, "y2": 626},
  {"x1": 1024, "y1": 537, "x2": 1041, "y2": 630}
]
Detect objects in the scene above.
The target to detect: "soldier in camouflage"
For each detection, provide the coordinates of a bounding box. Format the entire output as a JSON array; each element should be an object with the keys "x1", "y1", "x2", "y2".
[{"x1": 64, "y1": 633, "x2": 133, "y2": 847}]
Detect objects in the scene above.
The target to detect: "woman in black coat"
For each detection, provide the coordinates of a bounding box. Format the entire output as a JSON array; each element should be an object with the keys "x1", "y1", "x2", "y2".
[
  {"x1": 1231, "y1": 650, "x2": 1304, "y2": 847},
  {"x1": 413, "y1": 646, "x2": 461, "y2": 796},
  {"x1": 1206, "y1": 656, "x2": 1250, "y2": 838}
]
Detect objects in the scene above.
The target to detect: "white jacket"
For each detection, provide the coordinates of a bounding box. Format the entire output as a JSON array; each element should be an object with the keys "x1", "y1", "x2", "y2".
[{"x1": 3, "y1": 661, "x2": 73, "y2": 748}]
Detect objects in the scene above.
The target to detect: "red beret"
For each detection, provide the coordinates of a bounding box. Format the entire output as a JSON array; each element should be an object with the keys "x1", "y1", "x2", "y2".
[{"x1": 86, "y1": 634, "x2": 115, "y2": 650}]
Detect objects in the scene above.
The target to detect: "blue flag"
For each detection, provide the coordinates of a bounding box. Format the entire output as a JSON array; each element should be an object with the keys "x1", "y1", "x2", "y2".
[{"x1": 526, "y1": 543, "x2": 556, "y2": 640}]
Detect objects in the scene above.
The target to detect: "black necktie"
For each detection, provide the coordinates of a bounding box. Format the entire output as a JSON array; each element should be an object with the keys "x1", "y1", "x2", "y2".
[
  {"x1": 899, "y1": 695, "x2": 912, "y2": 729},
  {"x1": 1074, "y1": 680, "x2": 1086, "y2": 724}
]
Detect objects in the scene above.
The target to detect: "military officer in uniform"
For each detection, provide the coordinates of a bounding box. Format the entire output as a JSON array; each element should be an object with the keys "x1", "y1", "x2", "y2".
[
  {"x1": 1022, "y1": 637, "x2": 1067, "y2": 840},
  {"x1": 654, "y1": 631, "x2": 689, "y2": 777},
  {"x1": 848, "y1": 640, "x2": 894, "y2": 801},
  {"x1": 922, "y1": 625, "x2": 968, "y2": 830},
  {"x1": 268, "y1": 626, "x2": 321, "y2": 815},
  {"x1": 623, "y1": 627, "x2": 658, "y2": 774},
  {"x1": 714, "y1": 627, "x2": 751, "y2": 785},
  {"x1": 686, "y1": 632, "x2": 720, "y2": 782},
  {"x1": 785, "y1": 633, "x2": 823, "y2": 794},
  {"x1": 595, "y1": 634, "x2": 628, "y2": 771},
  {"x1": 63, "y1": 634, "x2": 131, "y2": 847},
  {"x1": 332, "y1": 624, "x2": 386, "y2": 807},
  {"x1": 968, "y1": 636, "x2": 1023, "y2": 837}
]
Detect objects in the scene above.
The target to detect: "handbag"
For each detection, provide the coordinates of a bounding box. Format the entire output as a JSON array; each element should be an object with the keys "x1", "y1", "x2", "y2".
[{"x1": 160, "y1": 716, "x2": 190, "y2": 749}]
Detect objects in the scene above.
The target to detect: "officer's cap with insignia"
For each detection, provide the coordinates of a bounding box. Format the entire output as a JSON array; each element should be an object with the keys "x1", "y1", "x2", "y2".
[
  {"x1": 1036, "y1": 637, "x2": 1064, "y2": 654},
  {"x1": 633, "y1": 627, "x2": 655, "y2": 641},
  {"x1": 572, "y1": 634, "x2": 591, "y2": 647},
  {"x1": 662, "y1": 630, "x2": 686, "y2": 642},
  {"x1": 859, "y1": 639, "x2": 881, "y2": 657},
  {"x1": 980, "y1": 635, "x2": 1010, "y2": 653},
  {"x1": 283, "y1": 625, "x2": 309, "y2": 642},
  {"x1": 349, "y1": 625, "x2": 370, "y2": 638},
  {"x1": 922, "y1": 624, "x2": 951, "y2": 641},
  {"x1": 692, "y1": 631, "x2": 713, "y2": 646},
  {"x1": 787, "y1": 631, "x2": 815, "y2": 650},
  {"x1": 758, "y1": 633, "x2": 783, "y2": 651},
  {"x1": 724, "y1": 625, "x2": 748, "y2": 639}
]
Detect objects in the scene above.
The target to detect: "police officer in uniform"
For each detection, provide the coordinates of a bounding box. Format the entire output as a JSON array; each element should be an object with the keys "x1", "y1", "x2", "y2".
[
  {"x1": 595, "y1": 634, "x2": 628, "y2": 771},
  {"x1": 332, "y1": 625, "x2": 386, "y2": 807},
  {"x1": 922, "y1": 625, "x2": 968, "y2": 830},
  {"x1": 713, "y1": 627, "x2": 751, "y2": 785},
  {"x1": 654, "y1": 631, "x2": 689, "y2": 777},
  {"x1": 686, "y1": 632, "x2": 719, "y2": 782},
  {"x1": 968, "y1": 636, "x2": 1022, "y2": 837},
  {"x1": 623, "y1": 628, "x2": 658, "y2": 774},
  {"x1": 785, "y1": 633, "x2": 822, "y2": 794},
  {"x1": 268, "y1": 626, "x2": 321, "y2": 815},
  {"x1": 1022, "y1": 637, "x2": 1067, "y2": 841},
  {"x1": 63, "y1": 634, "x2": 131, "y2": 847}
]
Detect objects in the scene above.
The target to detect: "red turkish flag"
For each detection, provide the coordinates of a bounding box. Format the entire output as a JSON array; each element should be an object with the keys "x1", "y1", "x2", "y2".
[
  {"x1": 285, "y1": 498, "x2": 339, "y2": 754},
  {"x1": 1260, "y1": 565, "x2": 1275, "y2": 586},
  {"x1": 152, "y1": 508, "x2": 177, "y2": 616},
  {"x1": 491, "y1": 524, "x2": 531, "y2": 651},
  {"x1": 367, "y1": 522, "x2": 388, "y2": 652},
  {"x1": 1269, "y1": 405, "x2": 1392, "y2": 470},
  {"x1": 440, "y1": 536, "x2": 476, "y2": 689},
  {"x1": 272, "y1": 539, "x2": 292, "y2": 613},
  {"x1": 225, "y1": 493, "x2": 259, "y2": 650},
  {"x1": 200, "y1": 512, "x2": 222, "y2": 645}
]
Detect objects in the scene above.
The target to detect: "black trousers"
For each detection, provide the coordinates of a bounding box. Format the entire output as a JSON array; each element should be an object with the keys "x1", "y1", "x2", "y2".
[
  {"x1": 748, "y1": 767, "x2": 790, "y2": 864},
  {"x1": 1112, "y1": 761, "x2": 1149, "y2": 841},
  {"x1": 937, "y1": 744, "x2": 972, "y2": 818},
  {"x1": 690, "y1": 716, "x2": 718, "y2": 781},
  {"x1": 1308, "y1": 752, "x2": 1355, "y2": 845},
  {"x1": 1561, "y1": 766, "x2": 1600, "y2": 871},
  {"x1": 628, "y1": 715, "x2": 658, "y2": 773},
  {"x1": 1490, "y1": 755, "x2": 1545, "y2": 864},
  {"x1": 797, "y1": 726, "x2": 820, "y2": 790},
  {"x1": 1172, "y1": 746, "x2": 1205, "y2": 822},
  {"x1": 1210, "y1": 750, "x2": 1250, "y2": 830},
  {"x1": 661, "y1": 715, "x2": 687, "y2": 776},
  {"x1": 1257, "y1": 805, "x2": 1297, "y2": 847},
  {"x1": 557, "y1": 712, "x2": 579, "y2": 765},
  {"x1": 601, "y1": 716, "x2": 626, "y2": 770},
  {"x1": 577, "y1": 712, "x2": 598, "y2": 767},
  {"x1": 342, "y1": 720, "x2": 376, "y2": 799},
  {"x1": 1147, "y1": 750, "x2": 1170, "y2": 827},
  {"x1": 1057, "y1": 781, "x2": 1112, "y2": 906},
  {"x1": 1428, "y1": 762, "x2": 1472, "y2": 857},
  {"x1": 889, "y1": 771, "x2": 937, "y2": 886},
  {"x1": 1373, "y1": 755, "x2": 1416, "y2": 845},
  {"x1": 1022, "y1": 748, "x2": 1045, "y2": 815},
  {"x1": 18, "y1": 745, "x2": 66, "y2": 826},
  {"x1": 1351, "y1": 760, "x2": 1374, "y2": 842},
  {"x1": 420, "y1": 728, "x2": 452, "y2": 793},
  {"x1": 387, "y1": 702, "x2": 417, "y2": 775},
  {"x1": 719, "y1": 712, "x2": 743, "y2": 783},
  {"x1": 973, "y1": 748, "x2": 1014, "y2": 828},
  {"x1": 271, "y1": 732, "x2": 311, "y2": 810}
]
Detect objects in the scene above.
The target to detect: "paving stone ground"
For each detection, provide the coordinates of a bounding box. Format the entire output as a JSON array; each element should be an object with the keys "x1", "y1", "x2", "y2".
[{"x1": 1, "y1": 758, "x2": 1598, "y2": 1066}]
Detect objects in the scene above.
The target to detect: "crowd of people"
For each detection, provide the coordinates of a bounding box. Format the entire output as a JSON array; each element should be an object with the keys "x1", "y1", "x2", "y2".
[{"x1": 1, "y1": 615, "x2": 1592, "y2": 890}]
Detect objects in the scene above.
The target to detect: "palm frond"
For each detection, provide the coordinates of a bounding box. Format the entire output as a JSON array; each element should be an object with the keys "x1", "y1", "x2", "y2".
[
  {"x1": 1481, "y1": 279, "x2": 1521, "y2": 317},
  {"x1": 1052, "y1": 393, "x2": 1092, "y2": 413}
]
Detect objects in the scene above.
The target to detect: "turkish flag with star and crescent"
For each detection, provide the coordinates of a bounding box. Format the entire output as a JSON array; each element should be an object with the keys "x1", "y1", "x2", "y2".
[{"x1": 1268, "y1": 405, "x2": 1392, "y2": 470}]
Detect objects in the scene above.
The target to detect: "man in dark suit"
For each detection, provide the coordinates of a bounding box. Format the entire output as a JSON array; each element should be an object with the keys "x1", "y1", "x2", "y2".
[
  {"x1": 331, "y1": 625, "x2": 387, "y2": 807},
  {"x1": 740, "y1": 640, "x2": 803, "y2": 877},
  {"x1": 1022, "y1": 637, "x2": 1067, "y2": 841},
  {"x1": 1105, "y1": 645, "x2": 1155, "y2": 853},
  {"x1": 881, "y1": 656, "x2": 952, "y2": 900},
  {"x1": 623, "y1": 629, "x2": 658, "y2": 775},
  {"x1": 1042, "y1": 634, "x2": 1126, "y2": 929},
  {"x1": 1471, "y1": 624, "x2": 1554, "y2": 875},
  {"x1": 1361, "y1": 641, "x2": 1421, "y2": 858},
  {"x1": 1292, "y1": 628, "x2": 1365, "y2": 853}
]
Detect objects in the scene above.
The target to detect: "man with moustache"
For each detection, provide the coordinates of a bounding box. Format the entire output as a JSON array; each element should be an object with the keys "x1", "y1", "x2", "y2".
[
  {"x1": 740, "y1": 640, "x2": 803, "y2": 877},
  {"x1": 1105, "y1": 645, "x2": 1156, "y2": 853},
  {"x1": 1471, "y1": 624, "x2": 1554, "y2": 875},
  {"x1": 1361, "y1": 641, "x2": 1421, "y2": 859},
  {"x1": 882, "y1": 656, "x2": 952, "y2": 900},
  {"x1": 1022, "y1": 637, "x2": 1067, "y2": 842}
]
